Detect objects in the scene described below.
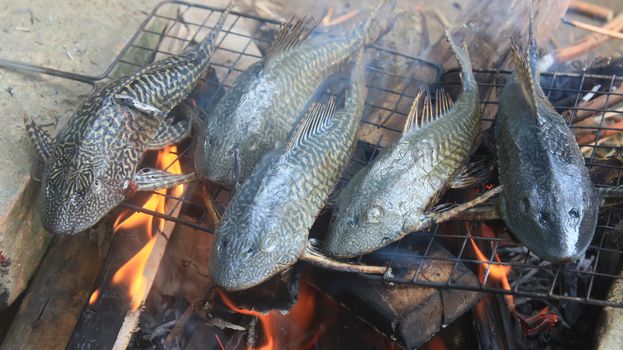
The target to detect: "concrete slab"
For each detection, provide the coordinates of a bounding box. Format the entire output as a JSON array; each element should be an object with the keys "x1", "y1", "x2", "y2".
[{"x1": 0, "y1": 0, "x2": 162, "y2": 308}]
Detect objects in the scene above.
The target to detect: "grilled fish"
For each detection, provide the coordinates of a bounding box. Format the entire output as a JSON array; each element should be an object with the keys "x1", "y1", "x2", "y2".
[
  {"x1": 211, "y1": 53, "x2": 367, "y2": 291},
  {"x1": 325, "y1": 33, "x2": 491, "y2": 258},
  {"x1": 195, "y1": 0, "x2": 396, "y2": 188},
  {"x1": 495, "y1": 20, "x2": 598, "y2": 262},
  {"x1": 23, "y1": 4, "x2": 232, "y2": 235}
]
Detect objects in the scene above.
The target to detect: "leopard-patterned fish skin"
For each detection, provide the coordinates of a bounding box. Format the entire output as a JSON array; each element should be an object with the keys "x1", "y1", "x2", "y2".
[
  {"x1": 211, "y1": 53, "x2": 367, "y2": 291},
  {"x1": 195, "y1": 0, "x2": 396, "y2": 188},
  {"x1": 35, "y1": 5, "x2": 231, "y2": 235},
  {"x1": 325, "y1": 33, "x2": 480, "y2": 258}
]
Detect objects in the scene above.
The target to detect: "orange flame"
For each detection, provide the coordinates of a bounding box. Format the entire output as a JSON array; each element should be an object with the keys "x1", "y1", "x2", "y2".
[
  {"x1": 219, "y1": 284, "x2": 318, "y2": 350},
  {"x1": 423, "y1": 335, "x2": 447, "y2": 350},
  {"x1": 89, "y1": 289, "x2": 100, "y2": 305},
  {"x1": 111, "y1": 146, "x2": 184, "y2": 311},
  {"x1": 467, "y1": 223, "x2": 515, "y2": 311}
]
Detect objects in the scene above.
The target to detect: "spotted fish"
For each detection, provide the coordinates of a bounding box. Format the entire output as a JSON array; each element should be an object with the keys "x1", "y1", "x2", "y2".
[
  {"x1": 211, "y1": 53, "x2": 367, "y2": 291},
  {"x1": 24, "y1": 4, "x2": 232, "y2": 235},
  {"x1": 495, "y1": 18, "x2": 598, "y2": 262},
  {"x1": 324, "y1": 32, "x2": 500, "y2": 258},
  {"x1": 195, "y1": 0, "x2": 396, "y2": 188}
]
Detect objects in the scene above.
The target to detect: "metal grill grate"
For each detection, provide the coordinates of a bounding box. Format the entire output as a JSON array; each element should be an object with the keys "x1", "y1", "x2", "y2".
[{"x1": 3, "y1": 1, "x2": 623, "y2": 308}]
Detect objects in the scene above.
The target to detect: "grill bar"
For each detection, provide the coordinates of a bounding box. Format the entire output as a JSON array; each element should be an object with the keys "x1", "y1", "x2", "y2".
[{"x1": 3, "y1": 0, "x2": 623, "y2": 308}]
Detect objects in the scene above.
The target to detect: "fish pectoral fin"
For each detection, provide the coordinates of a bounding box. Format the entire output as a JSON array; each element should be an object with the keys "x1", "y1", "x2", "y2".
[
  {"x1": 133, "y1": 168, "x2": 195, "y2": 191},
  {"x1": 403, "y1": 87, "x2": 453, "y2": 135},
  {"x1": 450, "y1": 157, "x2": 494, "y2": 189},
  {"x1": 286, "y1": 98, "x2": 336, "y2": 151},
  {"x1": 266, "y1": 16, "x2": 318, "y2": 63},
  {"x1": 426, "y1": 186, "x2": 503, "y2": 225},
  {"x1": 24, "y1": 114, "x2": 53, "y2": 162},
  {"x1": 114, "y1": 94, "x2": 166, "y2": 119},
  {"x1": 301, "y1": 241, "x2": 387, "y2": 275},
  {"x1": 148, "y1": 118, "x2": 191, "y2": 150}
]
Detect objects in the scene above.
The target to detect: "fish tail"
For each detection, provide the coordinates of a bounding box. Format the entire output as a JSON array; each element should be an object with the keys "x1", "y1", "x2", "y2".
[
  {"x1": 510, "y1": 4, "x2": 542, "y2": 113},
  {"x1": 445, "y1": 30, "x2": 477, "y2": 93},
  {"x1": 356, "y1": 0, "x2": 397, "y2": 46},
  {"x1": 194, "y1": 1, "x2": 233, "y2": 65}
]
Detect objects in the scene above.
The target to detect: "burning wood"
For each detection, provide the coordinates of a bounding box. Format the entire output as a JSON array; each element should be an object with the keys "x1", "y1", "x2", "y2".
[{"x1": 67, "y1": 146, "x2": 185, "y2": 350}]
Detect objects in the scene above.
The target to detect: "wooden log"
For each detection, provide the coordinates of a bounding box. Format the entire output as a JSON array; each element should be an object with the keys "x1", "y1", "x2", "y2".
[
  {"x1": 569, "y1": 0, "x2": 614, "y2": 21},
  {"x1": 313, "y1": 241, "x2": 481, "y2": 349},
  {"x1": 426, "y1": 0, "x2": 571, "y2": 72},
  {"x1": 0, "y1": 229, "x2": 109, "y2": 350},
  {"x1": 66, "y1": 185, "x2": 184, "y2": 350}
]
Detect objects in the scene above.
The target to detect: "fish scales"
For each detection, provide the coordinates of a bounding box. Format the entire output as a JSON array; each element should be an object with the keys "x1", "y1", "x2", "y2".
[
  {"x1": 325, "y1": 34, "x2": 480, "y2": 258},
  {"x1": 29, "y1": 4, "x2": 232, "y2": 235},
  {"x1": 211, "y1": 53, "x2": 367, "y2": 290},
  {"x1": 196, "y1": 0, "x2": 396, "y2": 187}
]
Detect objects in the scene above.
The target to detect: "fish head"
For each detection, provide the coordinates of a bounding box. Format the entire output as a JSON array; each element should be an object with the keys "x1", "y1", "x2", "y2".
[
  {"x1": 326, "y1": 175, "x2": 407, "y2": 258},
  {"x1": 502, "y1": 176, "x2": 599, "y2": 263},
  {"x1": 39, "y1": 154, "x2": 122, "y2": 235},
  {"x1": 196, "y1": 107, "x2": 268, "y2": 188},
  {"x1": 195, "y1": 63, "x2": 268, "y2": 187},
  {"x1": 211, "y1": 204, "x2": 302, "y2": 291}
]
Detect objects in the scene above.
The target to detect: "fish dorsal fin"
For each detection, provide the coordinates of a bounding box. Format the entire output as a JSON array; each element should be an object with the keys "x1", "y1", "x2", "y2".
[
  {"x1": 510, "y1": 6, "x2": 542, "y2": 114},
  {"x1": 403, "y1": 88, "x2": 453, "y2": 135},
  {"x1": 287, "y1": 98, "x2": 336, "y2": 151},
  {"x1": 267, "y1": 16, "x2": 317, "y2": 63}
]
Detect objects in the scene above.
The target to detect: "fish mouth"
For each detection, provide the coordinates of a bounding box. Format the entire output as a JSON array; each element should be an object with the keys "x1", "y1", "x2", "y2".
[{"x1": 211, "y1": 261, "x2": 275, "y2": 291}]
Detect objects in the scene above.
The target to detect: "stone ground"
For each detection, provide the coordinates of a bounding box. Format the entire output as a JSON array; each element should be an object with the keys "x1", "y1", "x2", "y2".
[{"x1": 0, "y1": 0, "x2": 622, "y2": 311}]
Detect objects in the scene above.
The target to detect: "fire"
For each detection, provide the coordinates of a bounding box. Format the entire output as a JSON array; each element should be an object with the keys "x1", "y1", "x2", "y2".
[
  {"x1": 111, "y1": 146, "x2": 184, "y2": 311},
  {"x1": 219, "y1": 283, "x2": 318, "y2": 350},
  {"x1": 89, "y1": 289, "x2": 100, "y2": 305},
  {"x1": 466, "y1": 223, "x2": 515, "y2": 311}
]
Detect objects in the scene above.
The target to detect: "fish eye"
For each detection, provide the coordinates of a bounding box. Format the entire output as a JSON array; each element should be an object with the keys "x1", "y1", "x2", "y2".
[
  {"x1": 521, "y1": 197, "x2": 530, "y2": 213},
  {"x1": 569, "y1": 208, "x2": 579, "y2": 219},
  {"x1": 245, "y1": 247, "x2": 254, "y2": 254},
  {"x1": 365, "y1": 206, "x2": 383, "y2": 224},
  {"x1": 538, "y1": 212, "x2": 549, "y2": 225},
  {"x1": 261, "y1": 236, "x2": 278, "y2": 253}
]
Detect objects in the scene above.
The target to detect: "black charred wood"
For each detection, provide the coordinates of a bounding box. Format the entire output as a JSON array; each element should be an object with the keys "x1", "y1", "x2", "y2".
[{"x1": 313, "y1": 241, "x2": 481, "y2": 349}]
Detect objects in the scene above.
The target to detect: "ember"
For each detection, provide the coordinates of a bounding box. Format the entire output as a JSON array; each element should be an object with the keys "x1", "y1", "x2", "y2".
[
  {"x1": 111, "y1": 146, "x2": 184, "y2": 311},
  {"x1": 219, "y1": 283, "x2": 318, "y2": 350}
]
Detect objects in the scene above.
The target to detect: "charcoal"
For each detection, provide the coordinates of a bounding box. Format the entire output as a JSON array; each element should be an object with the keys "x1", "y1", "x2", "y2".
[{"x1": 313, "y1": 240, "x2": 480, "y2": 349}]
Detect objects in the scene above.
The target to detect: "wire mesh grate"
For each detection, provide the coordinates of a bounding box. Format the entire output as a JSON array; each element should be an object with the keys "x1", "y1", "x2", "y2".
[{"x1": 3, "y1": 0, "x2": 623, "y2": 308}]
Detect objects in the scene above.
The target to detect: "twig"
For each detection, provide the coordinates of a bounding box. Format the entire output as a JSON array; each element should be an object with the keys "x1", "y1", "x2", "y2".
[
  {"x1": 164, "y1": 302, "x2": 195, "y2": 346},
  {"x1": 569, "y1": 0, "x2": 614, "y2": 21},
  {"x1": 321, "y1": 7, "x2": 359, "y2": 27},
  {"x1": 563, "y1": 83, "x2": 623, "y2": 123},
  {"x1": 550, "y1": 12, "x2": 623, "y2": 62},
  {"x1": 562, "y1": 17, "x2": 623, "y2": 40},
  {"x1": 301, "y1": 242, "x2": 387, "y2": 274},
  {"x1": 576, "y1": 118, "x2": 623, "y2": 144},
  {"x1": 202, "y1": 184, "x2": 221, "y2": 227}
]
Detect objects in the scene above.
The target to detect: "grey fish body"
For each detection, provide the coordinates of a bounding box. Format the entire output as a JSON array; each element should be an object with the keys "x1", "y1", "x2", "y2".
[
  {"x1": 196, "y1": 0, "x2": 396, "y2": 187},
  {"x1": 211, "y1": 54, "x2": 367, "y2": 290},
  {"x1": 29, "y1": 6, "x2": 232, "y2": 235},
  {"x1": 496, "y1": 26, "x2": 598, "y2": 262},
  {"x1": 325, "y1": 34, "x2": 480, "y2": 258}
]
